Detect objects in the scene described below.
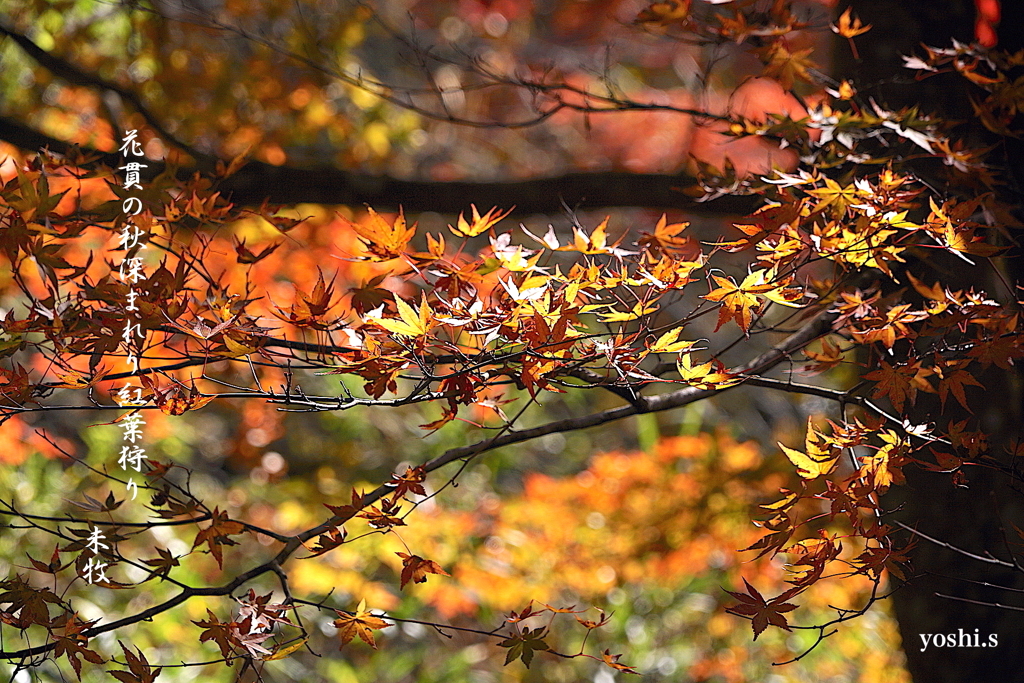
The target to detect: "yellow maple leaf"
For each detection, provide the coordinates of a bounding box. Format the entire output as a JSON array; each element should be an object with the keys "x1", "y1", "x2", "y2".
[
  {"x1": 264, "y1": 638, "x2": 309, "y2": 660},
  {"x1": 676, "y1": 353, "x2": 739, "y2": 390},
  {"x1": 807, "y1": 178, "x2": 858, "y2": 217},
  {"x1": 831, "y1": 8, "x2": 871, "y2": 38},
  {"x1": 367, "y1": 295, "x2": 432, "y2": 338},
  {"x1": 566, "y1": 217, "x2": 611, "y2": 255},
  {"x1": 596, "y1": 300, "x2": 659, "y2": 323},
  {"x1": 649, "y1": 327, "x2": 698, "y2": 354},
  {"x1": 858, "y1": 430, "x2": 907, "y2": 491},
  {"x1": 779, "y1": 418, "x2": 838, "y2": 480},
  {"x1": 449, "y1": 205, "x2": 513, "y2": 238},
  {"x1": 760, "y1": 40, "x2": 816, "y2": 90}
]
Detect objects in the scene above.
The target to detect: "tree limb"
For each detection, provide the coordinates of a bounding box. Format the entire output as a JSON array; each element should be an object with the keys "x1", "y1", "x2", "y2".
[{"x1": 0, "y1": 114, "x2": 757, "y2": 214}]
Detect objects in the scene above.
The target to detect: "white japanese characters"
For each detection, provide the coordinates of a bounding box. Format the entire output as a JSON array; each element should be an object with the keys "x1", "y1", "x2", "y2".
[{"x1": 81, "y1": 129, "x2": 154, "y2": 585}]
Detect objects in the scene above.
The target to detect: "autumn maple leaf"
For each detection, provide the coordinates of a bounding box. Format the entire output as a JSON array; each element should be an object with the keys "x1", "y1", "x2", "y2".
[
  {"x1": 333, "y1": 601, "x2": 391, "y2": 649},
  {"x1": 648, "y1": 327, "x2": 699, "y2": 354},
  {"x1": 703, "y1": 269, "x2": 799, "y2": 333},
  {"x1": 342, "y1": 207, "x2": 416, "y2": 261},
  {"x1": 563, "y1": 216, "x2": 613, "y2": 255},
  {"x1": 448, "y1": 204, "x2": 513, "y2": 237},
  {"x1": 364, "y1": 295, "x2": 433, "y2": 338},
  {"x1": 858, "y1": 429, "x2": 909, "y2": 492},
  {"x1": 139, "y1": 377, "x2": 214, "y2": 416},
  {"x1": 636, "y1": 214, "x2": 694, "y2": 258},
  {"x1": 802, "y1": 337, "x2": 845, "y2": 375},
  {"x1": 807, "y1": 177, "x2": 858, "y2": 217},
  {"x1": 778, "y1": 417, "x2": 839, "y2": 480},
  {"x1": 304, "y1": 526, "x2": 347, "y2": 557},
  {"x1": 324, "y1": 489, "x2": 366, "y2": 521},
  {"x1": 50, "y1": 366, "x2": 109, "y2": 390},
  {"x1": 191, "y1": 507, "x2": 245, "y2": 569},
  {"x1": 759, "y1": 40, "x2": 816, "y2": 90},
  {"x1": 498, "y1": 626, "x2": 549, "y2": 668},
  {"x1": 52, "y1": 613, "x2": 104, "y2": 679},
  {"x1": 0, "y1": 574, "x2": 64, "y2": 628},
  {"x1": 865, "y1": 360, "x2": 924, "y2": 412},
  {"x1": 675, "y1": 353, "x2": 740, "y2": 390},
  {"x1": 24, "y1": 544, "x2": 67, "y2": 575},
  {"x1": 505, "y1": 601, "x2": 544, "y2": 623},
  {"x1": 109, "y1": 641, "x2": 161, "y2": 683},
  {"x1": 831, "y1": 8, "x2": 872, "y2": 59},
  {"x1": 236, "y1": 589, "x2": 295, "y2": 632},
  {"x1": 854, "y1": 540, "x2": 915, "y2": 581},
  {"x1": 386, "y1": 466, "x2": 427, "y2": 501},
  {"x1": 725, "y1": 579, "x2": 803, "y2": 639},
  {"x1": 396, "y1": 552, "x2": 449, "y2": 588},
  {"x1": 192, "y1": 609, "x2": 235, "y2": 659},
  {"x1": 140, "y1": 547, "x2": 180, "y2": 581},
  {"x1": 635, "y1": 0, "x2": 690, "y2": 26},
  {"x1": 601, "y1": 649, "x2": 640, "y2": 675},
  {"x1": 742, "y1": 511, "x2": 795, "y2": 560},
  {"x1": 358, "y1": 498, "x2": 406, "y2": 528},
  {"x1": 232, "y1": 235, "x2": 281, "y2": 264},
  {"x1": 935, "y1": 361, "x2": 983, "y2": 412},
  {"x1": 575, "y1": 610, "x2": 612, "y2": 629},
  {"x1": 831, "y1": 8, "x2": 871, "y2": 38}
]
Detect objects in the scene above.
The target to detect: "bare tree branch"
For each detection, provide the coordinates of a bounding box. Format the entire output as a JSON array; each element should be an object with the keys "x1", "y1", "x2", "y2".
[{"x1": 0, "y1": 20, "x2": 208, "y2": 164}]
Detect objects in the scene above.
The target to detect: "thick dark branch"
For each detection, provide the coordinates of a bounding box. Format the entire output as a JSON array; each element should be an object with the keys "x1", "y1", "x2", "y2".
[
  {"x1": 0, "y1": 114, "x2": 757, "y2": 213},
  {"x1": 0, "y1": 115, "x2": 120, "y2": 168},
  {"x1": 213, "y1": 162, "x2": 760, "y2": 214}
]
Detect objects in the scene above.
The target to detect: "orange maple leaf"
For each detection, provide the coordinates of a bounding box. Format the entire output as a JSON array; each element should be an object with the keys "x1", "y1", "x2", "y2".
[
  {"x1": 635, "y1": 0, "x2": 690, "y2": 26},
  {"x1": 637, "y1": 214, "x2": 695, "y2": 258},
  {"x1": 935, "y1": 362, "x2": 983, "y2": 412},
  {"x1": 343, "y1": 208, "x2": 416, "y2": 261},
  {"x1": 865, "y1": 360, "x2": 926, "y2": 412},
  {"x1": 831, "y1": 8, "x2": 871, "y2": 59},
  {"x1": 396, "y1": 552, "x2": 449, "y2": 589},
  {"x1": 333, "y1": 601, "x2": 391, "y2": 649},
  {"x1": 601, "y1": 649, "x2": 640, "y2": 675}
]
